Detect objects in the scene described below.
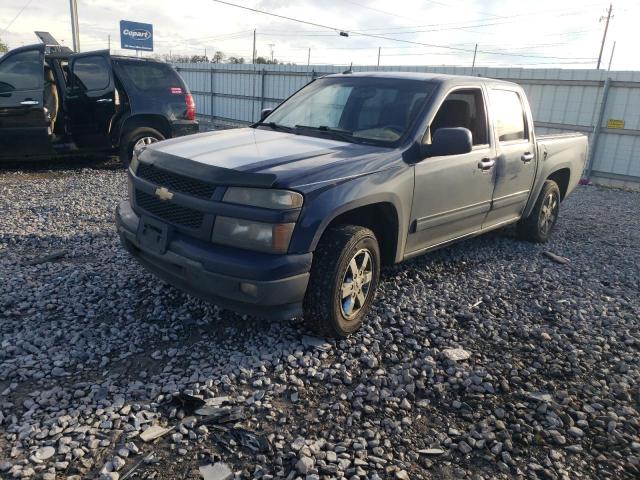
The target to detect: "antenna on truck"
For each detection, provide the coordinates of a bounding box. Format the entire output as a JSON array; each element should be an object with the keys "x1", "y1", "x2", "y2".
[{"x1": 342, "y1": 62, "x2": 353, "y2": 74}]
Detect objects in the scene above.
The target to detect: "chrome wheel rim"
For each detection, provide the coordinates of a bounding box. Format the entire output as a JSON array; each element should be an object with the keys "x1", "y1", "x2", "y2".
[
  {"x1": 134, "y1": 136, "x2": 159, "y2": 151},
  {"x1": 340, "y1": 249, "x2": 373, "y2": 319},
  {"x1": 539, "y1": 192, "x2": 558, "y2": 235}
]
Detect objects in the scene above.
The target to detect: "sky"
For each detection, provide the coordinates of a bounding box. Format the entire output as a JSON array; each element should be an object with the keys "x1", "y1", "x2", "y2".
[{"x1": 1, "y1": 0, "x2": 638, "y2": 70}]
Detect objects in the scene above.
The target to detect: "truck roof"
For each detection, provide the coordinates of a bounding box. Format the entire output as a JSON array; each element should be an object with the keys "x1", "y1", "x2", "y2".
[{"x1": 325, "y1": 71, "x2": 516, "y2": 87}]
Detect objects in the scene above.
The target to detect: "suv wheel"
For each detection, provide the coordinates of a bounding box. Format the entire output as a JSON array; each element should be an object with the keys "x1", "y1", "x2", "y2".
[
  {"x1": 120, "y1": 127, "x2": 165, "y2": 166},
  {"x1": 303, "y1": 225, "x2": 381, "y2": 338},
  {"x1": 517, "y1": 180, "x2": 561, "y2": 243}
]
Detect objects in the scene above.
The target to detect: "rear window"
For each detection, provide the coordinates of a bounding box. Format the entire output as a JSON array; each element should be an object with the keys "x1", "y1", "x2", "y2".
[{"x1": 119, "y1": 62, "x2": 183, "y2": 92}]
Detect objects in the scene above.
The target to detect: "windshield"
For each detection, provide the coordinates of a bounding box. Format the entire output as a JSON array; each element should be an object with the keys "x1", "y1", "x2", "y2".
[{"x1": 261, "y1": 77, "x2": 434, "y2": 145}]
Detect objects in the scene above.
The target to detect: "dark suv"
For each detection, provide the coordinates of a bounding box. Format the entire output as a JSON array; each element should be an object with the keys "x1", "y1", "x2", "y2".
[{"x1": 0, "y1": 33, "x2": 198, "y2": 163}]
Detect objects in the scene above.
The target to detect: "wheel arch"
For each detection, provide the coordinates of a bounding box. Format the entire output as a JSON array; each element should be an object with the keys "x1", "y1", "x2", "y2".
[
  {"x1": 310, "y1": 198, "x2": 402, "y2": 266},
  {"x1": 113, "y1": 114, "x2": 171, "y2": 146}
]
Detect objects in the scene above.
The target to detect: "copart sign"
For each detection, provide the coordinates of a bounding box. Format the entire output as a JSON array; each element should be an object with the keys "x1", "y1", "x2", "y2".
[{"x1": 120, "y1": 20, "x2": 153, "y2": 51}]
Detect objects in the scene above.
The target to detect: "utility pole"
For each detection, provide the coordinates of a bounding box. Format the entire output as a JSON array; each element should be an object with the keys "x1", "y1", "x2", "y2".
[
  {"x1": 472, "y1": 43, "x2": 478, "y2": 71},
  {"x1": 377, "y1": 47, "x2": 381, "y2": 68},
  {"x1": 307, "y1": 47, "x2": 310, "y2": 67},
  {"x1": 268, "y1": 43, "x2": 275, "y2": 63},
  {"x1": 69, "y1": 0, "x2": 80, "y2": 52},
  {"x1": 108, "y1": 34, "x2": 110, "y2": 51},
  {"x1": 252, "y1": 29, "x2": 256, "y2": 64},
  {"x1": 597, "y1": 3, "x2": 613, "y2": 69},
  {"x1": 607, "y1": 40, "x2": 616, "y2": 71}
]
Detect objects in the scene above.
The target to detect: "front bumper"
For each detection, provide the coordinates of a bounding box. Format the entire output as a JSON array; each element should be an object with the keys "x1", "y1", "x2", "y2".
[{"x1": 116, "y1": 201, "x2": 311, "y2": 319}]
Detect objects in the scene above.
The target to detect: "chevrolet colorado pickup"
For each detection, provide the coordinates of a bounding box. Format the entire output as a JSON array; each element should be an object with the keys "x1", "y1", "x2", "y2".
[
  {"x1": 0, "y1": 32, "x2": 197, "y2": 163},
  {"x1": 116, "y1": 72, "x2": 587, "y2": 338}
]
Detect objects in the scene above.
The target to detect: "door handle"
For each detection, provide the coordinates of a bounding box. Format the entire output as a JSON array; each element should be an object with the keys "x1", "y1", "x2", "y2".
[
  {"x1": 20, "y1": 100, "x2": 39, "y2": 105},
  {"x1": 96, "y1": 98, "x2": 113, "y2": 103},
  {"x1": 478, "y1": 158, "x2": 495, "y2": 170},
  {"x1": 521, "y1": 152, "x2": 534, "y2": 163}
]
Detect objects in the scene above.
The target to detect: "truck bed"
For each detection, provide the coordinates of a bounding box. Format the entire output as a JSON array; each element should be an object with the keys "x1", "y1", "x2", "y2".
[{"x1": 535, "y1": 132, "x2": 588, "y2": 200}]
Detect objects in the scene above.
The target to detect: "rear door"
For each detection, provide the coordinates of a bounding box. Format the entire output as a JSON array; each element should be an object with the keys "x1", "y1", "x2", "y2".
[
  {"x1": 483, "y1": 87, "x2": 537, "y2": 227},
  {"x1": 0, "y1": 45, "x2": 51, "y2": 158},
  {"x1": 66, "y1": 50, "x2": 116, "y2": 149}
]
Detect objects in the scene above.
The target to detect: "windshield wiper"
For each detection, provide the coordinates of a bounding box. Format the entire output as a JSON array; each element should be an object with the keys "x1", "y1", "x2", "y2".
[
  {"x1": 252, "y1": 121, "x2": 293, "y2": 132},
  {"x1": 294, "y1": 124, "x2": 357, "y2": 143}
]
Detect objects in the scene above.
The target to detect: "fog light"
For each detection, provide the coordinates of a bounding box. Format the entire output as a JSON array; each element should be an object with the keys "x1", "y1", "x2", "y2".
[{"x1": 240, "y1": 282, "x2": 258, "y2": 297}]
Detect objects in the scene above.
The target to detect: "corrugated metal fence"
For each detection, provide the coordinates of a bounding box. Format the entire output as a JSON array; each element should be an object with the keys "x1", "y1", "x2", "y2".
[{"x1": 175, "y1": 63, "x2": 640, "y2": 187}]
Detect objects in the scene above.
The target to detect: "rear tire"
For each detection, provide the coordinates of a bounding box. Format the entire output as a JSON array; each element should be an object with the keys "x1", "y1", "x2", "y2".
[
  {"x1": 517, "y1": 180, "x2": 561, "y2": 243},
  {"x1": 119, "y1": 127, "x2": 165, "y2": 167},
  {"x1": 303, "y1": 225, "x2": 381, "y2": 339}
]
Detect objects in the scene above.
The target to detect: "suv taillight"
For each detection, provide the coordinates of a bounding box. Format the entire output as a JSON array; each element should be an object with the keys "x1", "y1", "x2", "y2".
[{"x1": 185, "y1": 94, "x2": 196, "y2": 121}]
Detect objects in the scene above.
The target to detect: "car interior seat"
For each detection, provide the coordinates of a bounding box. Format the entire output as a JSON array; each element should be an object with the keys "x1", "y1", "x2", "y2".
[
  {"x1": 43, "y1": 67, "x2": 59, "y2": 135},
  {"x1": 431, "y1": 99, "x2": 471, "y2": 137}
]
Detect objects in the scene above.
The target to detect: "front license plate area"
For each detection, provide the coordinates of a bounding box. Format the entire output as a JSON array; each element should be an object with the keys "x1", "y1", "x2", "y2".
[{"x1": 137, "y1": 216, "x2": 169, "y2": 255}]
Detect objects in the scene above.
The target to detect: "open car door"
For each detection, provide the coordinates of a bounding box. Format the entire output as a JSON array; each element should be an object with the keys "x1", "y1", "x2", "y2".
[
  {"x1": 66, "y1": 50, "x2": 116, "y2": 149},
  {"x1": 0, "y1": 44, "x2": 51, "y2": 158}
]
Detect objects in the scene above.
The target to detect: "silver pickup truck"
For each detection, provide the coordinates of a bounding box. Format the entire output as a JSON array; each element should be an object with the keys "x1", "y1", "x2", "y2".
[{"x1": 117, "y1": 72, "x2": 588, "y2": 337}]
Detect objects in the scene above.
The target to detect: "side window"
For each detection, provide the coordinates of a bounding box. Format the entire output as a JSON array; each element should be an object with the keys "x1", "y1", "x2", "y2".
[
  {"x1": 489, "y1": 89, "x2": 527, "y2": 142},
  {"x1": 429, "y1": 89, "x2": 488, "y2": 146},
  {"x1": 119, "y1": 62, "x2": 183, "y2": 91},
  {"x1": 0, "y1": 50, "x2": 42, "y2": 93},
  {"x1": 72, "y1": 56, "x2": 110, "y2": 92}
]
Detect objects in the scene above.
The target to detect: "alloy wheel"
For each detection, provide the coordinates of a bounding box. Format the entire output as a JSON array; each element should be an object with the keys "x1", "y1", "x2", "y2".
[{"x1": 340, "y1": 248, "x2": 374, "y2": 319}]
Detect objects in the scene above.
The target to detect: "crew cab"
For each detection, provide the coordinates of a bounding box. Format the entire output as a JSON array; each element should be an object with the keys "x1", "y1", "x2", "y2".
[
  {"x1": 116, "y1": 72, "x2": 587, "y2": 338},
  {"x1": 0, "y1": 32, "x2": 198, "y2": 163}
]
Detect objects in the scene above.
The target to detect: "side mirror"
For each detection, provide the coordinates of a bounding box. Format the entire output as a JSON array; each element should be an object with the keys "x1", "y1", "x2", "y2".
[
  {"x1": 422, "y1": 127, "x2": 472, "y2": 158},
  {"x1": 260, "y1": 108, "x2": 273, "y2": 121}
]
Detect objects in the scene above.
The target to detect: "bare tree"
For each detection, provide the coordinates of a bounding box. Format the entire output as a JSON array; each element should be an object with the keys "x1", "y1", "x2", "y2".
[{"x1": 212, "y1": 51, "x2": 225, "y2": 63}]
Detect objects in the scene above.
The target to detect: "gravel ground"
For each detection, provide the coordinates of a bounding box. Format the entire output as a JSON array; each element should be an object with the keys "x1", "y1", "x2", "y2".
[{"x1": 0, "y1": 161, "x2": 638, "y2": 480}]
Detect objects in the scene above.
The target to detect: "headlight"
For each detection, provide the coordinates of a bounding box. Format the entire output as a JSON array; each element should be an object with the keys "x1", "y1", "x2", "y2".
[
  {"x1": 211, "y1": 217, "x2": 295, "y2": 254},
  {"x1": 223, "y1": 187, "x2": 303, "y2": 209}
]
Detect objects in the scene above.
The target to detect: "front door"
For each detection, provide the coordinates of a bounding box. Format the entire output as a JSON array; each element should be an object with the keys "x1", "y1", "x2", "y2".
[
  {"x1": 0, "y1": 45, "x2": 51, "y2": 158},
  {"x1": 405, "y1": 87, "x2": 497, "y2": 254},
  {"x1": 483, "y1": 87, "x2": 537, "y2": 227},
  {"x1": 66, "y1": 50, "x2": 116, "y2": 149}
]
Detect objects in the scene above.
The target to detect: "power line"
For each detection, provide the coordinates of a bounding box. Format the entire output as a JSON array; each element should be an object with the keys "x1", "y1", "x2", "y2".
[
  {"x1": 2, "y1": 0, "x2": 33, "y2": 34},
  {"x1": 209, "y1": 0, "x2": 597, "y2": 61}
]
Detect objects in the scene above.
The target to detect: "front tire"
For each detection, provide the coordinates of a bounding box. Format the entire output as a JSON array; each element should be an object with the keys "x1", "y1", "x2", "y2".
[
  {"x1": 517, "y1": 180, "x2": 561, "y2": 243},
  {"x1": 119, "y1": 127, "x2": 165, "y2": 167},
  {"x1": 303, "y1": 225, "x2": 381, "y2": 338}
]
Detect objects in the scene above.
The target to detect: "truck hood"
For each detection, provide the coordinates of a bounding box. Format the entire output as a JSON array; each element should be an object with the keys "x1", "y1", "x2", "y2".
[{"x1": 143, "y1": 127, "x2": 397, "y2": 188}]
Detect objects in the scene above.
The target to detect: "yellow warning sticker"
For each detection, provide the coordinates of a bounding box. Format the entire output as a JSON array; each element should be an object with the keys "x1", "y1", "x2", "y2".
[{"x1": 606, "y1": 119, "x2": 625, "y2": 129}]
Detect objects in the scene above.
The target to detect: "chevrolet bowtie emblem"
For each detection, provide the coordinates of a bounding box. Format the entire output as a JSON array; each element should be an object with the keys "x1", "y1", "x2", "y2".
[{"x1": 155, "y1": 187, "x2": 174, "y2": 201}]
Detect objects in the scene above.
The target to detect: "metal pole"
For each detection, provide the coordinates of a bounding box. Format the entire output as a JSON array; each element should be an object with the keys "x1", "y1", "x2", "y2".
[
  {"x1": 260, "y1": 69, "x2": 266, "y2": 114},
  {"x1": 377, "y1": 47, "x2": 381, "y2": 68},
  {"x1": 607, "y1": 40, "x2": 616, "y2": 71},
  {"x1": 472, "y1": 43, "x2": 477, "y2": 71},
  {"x1": 252, "y1": 29, "x2": 256, "y2": 64},
  {"x1": 108, "y1": 34, "x2": 110, "y2": 52},
  {"x1": 597, "y1": 3, "x2": 613, "y2": 70},
  {"x1": 585, "y1": 76, "x2": 612, "y2": 179},
  {"x1": 307, "y1": 47, "x2": 310, "y2": 67},
  {"x1": 69, "y1": 0, "x2": 80, "y2": 52},
  {"x1": 210, "y1": 67, "x2": 214, "y2": 125}
]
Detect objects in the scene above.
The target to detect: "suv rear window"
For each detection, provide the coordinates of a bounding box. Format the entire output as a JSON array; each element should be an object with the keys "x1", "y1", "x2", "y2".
[{"x1": 119, "y1": 62, "x2": 183, "y2": 91}]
